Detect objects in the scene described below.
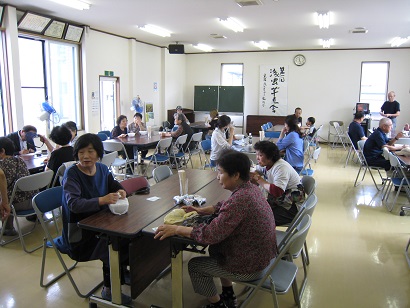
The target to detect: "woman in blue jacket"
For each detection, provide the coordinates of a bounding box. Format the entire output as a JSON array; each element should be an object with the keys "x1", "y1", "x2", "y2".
[{"x1": 277, "y1": 115, "x2": 304, "y2": 173}]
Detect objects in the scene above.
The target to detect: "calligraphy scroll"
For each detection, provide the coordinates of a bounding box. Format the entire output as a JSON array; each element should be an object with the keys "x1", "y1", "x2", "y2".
[{"x1": 259, "y1": 65, "x2": 288, "y2": 115}]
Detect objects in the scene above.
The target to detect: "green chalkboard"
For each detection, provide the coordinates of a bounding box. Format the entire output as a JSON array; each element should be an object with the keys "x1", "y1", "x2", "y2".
[
  {"x1": 218, "y1": 86, "x2": 244, "y2": 113},
  {"x1": 194, "y1": 86, "x2": 218, "y2": 111},
  {"x1": 194, "y1": 85, "x2": 244, "y2": 113}
]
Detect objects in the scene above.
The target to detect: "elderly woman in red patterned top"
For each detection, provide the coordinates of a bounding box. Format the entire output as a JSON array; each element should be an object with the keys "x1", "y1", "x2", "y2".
[{"x1": 155, "y1": 149, "x2": 277, "y2": 308}]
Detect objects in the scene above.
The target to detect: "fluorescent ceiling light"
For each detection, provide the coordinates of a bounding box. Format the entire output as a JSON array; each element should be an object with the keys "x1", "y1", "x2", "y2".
[
  {"x1": 139, "y1": 24, "x2": 171, "y2": 37},
  {"x1": 390, "y1": 36, "x2": 409, "y2": 47},
  {"x1": 316, "y1": 12, "x2": 330, "y2": 29},
  {"x1": 50, "y1": 0, "x2": 90, "y2": 10},
  {"x1": 219, "y1": 17, "x2": 245, "y2": 32},
  {"x1": 320, "y1": 38, "x2": 334, "y2": 48},
  {"x1": 193, "y1": 44, "x2": 213, "y2": 52},
  {"x1": 253, "y1": 41, "x2": 269, "y2": 50}
]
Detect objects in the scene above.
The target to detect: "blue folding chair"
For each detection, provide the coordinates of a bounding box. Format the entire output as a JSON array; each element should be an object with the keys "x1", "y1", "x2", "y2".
[
  {"x1": 32, "y1": 186, "x2": 103, "y2": 298},
  {"x1": 200, "y1": 139, "x2": 214, "y2": 170},
  {"x1": 98, "y1": 130, "x2": 111, "y2": 139}
]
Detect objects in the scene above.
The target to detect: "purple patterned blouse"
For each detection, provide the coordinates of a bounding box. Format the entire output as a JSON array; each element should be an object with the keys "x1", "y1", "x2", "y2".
[{"x1": 191, "y1": 181, "x2": 277, "y2": 274}]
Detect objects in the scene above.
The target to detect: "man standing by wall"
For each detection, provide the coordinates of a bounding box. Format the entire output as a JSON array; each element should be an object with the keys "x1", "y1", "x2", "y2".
[{"x1": 380, "y1": 91, "x2": 400, "y2": 136}]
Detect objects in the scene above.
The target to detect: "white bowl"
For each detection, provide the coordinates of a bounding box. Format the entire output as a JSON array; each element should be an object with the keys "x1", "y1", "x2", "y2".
[
  {"x1": 139, "y1": 131, "x2": 148, "y2": 136},
  {"x1": 128, "y1": 132, "x2": 135, "y2": 137},
  {"x1": 234, "y1": 134, "x2": 245, "y2": 140},
  {"x1": 108, "y1": 198, "x2": 129, "y2": 215}
]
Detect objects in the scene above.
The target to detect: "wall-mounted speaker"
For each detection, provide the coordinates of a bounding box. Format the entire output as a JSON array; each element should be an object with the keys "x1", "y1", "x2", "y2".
[{"x1": 168, "y1": 44, "x2": 184, "y2": 54}]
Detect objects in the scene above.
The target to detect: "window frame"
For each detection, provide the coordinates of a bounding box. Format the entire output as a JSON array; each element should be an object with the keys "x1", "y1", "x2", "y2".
[
  {"x1": 18, "y1": 34, "x2": 82, "y2": 131},
  {"x1": 221, "y1": 63, "x2": 244, "y2": 86},
  {"x1": 359, "y1": 61, "x2": 390, "y2": 113}
]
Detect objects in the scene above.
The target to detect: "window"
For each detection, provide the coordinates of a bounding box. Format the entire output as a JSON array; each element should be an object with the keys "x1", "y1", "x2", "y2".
[
  {"x1": 221, "y1": 63, "x2": 243, "y2": 86},
  {"x1": 18, "y1": 36, "x2": 81, "y2": 133},
  {"x1": 359, "y1": 62, "x2": 389, "y2": 113}
]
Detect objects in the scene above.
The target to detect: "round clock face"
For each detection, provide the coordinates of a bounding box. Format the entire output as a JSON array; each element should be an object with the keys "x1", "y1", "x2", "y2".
[{"x1": 294, "y1": 54, "x2": 306, "y2": 66}]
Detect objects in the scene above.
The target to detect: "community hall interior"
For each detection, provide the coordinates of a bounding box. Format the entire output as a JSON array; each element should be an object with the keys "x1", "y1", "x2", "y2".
[{"x1": 0, "y1": 1, "x2": 409, "y2": 308}]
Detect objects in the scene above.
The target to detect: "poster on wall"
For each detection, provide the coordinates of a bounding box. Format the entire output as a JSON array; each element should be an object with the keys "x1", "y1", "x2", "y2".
[
  {"x1": 259, "y1": 65, "x2": 288, "y2": 115},
  {"x1": 145, "y1": 103, "x2": 155, "y2": 125}
]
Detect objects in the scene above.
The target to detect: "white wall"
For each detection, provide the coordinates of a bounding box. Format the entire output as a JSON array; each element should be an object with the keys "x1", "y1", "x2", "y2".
[
  {"x1": 83, "y1": 31, "x2": 186, "y2": 131},
  {"x1": 184, "y1": 49, "x2": 410, "y2": 140}
]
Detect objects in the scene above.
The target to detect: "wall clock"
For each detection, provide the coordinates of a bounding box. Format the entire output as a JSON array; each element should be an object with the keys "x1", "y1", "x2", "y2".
[{"x1": 293, "y1": 54, "x2": 306, "y2": 66}]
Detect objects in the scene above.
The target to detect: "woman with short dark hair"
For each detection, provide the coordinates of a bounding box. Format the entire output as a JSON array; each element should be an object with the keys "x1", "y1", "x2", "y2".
[
  {"x1": 46, "y1": 125, "x2": 75, "y2": 186},
  {"x1": 61, "y1": 133, "x2": 131, "y2": 304},
  {"x1": 155, "y1": 149, "x2": 277, "y2": 308},
  {"x1": 111, "y1": 115, "x2": 128, "y2": 138},
  {"x1": 252, "y1": 140, "x2": 305, "y2": 226}
]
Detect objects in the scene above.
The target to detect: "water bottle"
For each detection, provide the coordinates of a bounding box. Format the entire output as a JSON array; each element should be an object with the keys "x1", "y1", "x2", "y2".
[{"x1": 248, "y1": 133, "x2": 252, "y2": 145}]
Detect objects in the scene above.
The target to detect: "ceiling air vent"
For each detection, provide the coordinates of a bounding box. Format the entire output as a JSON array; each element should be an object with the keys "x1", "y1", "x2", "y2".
[
  {"x1": 350, "y1": 27, "x2": 368, "y2": 34},
  {"x1": 210, "y1": 34, "x2": 227, "y2": 39},
  {"x1": 235, "y1": 0, "x2": 263, "y2": 7}
]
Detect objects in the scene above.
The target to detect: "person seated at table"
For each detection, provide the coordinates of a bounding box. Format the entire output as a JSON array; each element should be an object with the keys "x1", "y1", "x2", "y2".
[
  {"x1": 252, "y1": 141, "x2": 305, "y2": 226},
  {"x1": 277, "y1": 115, "x2": 304, "y2": 173},
  {"x1": 60, "y1": 133, "x2": 131, "y2": 304},
  {"x1": 174, "y1": 105, "x2": 190, "y2": 125},
  {"x1": 110, "y1": 115, "x2": 135, "y2": 172},
  {"x1": 348, "y1": 112, "x2": 367, "y2": 149},
  {"x1": 63, "y1": 121, "x2": 79, "y2": 147},
  {"x1": 163, "y1": 113, "x2": 194, "y2": 151},
  {"x1": 363, "y1": 117, "x2": 405, "y2": 171},
  {"x1": 0, "y1": 168, "x2": 11, "y2": 221},
  {"x1": 210, "y1": 115, "x2": 234, "y2": 168},
  {"x1": 154, "y1": 149, "x2": 277, "y2": 308},
  {"x1": 127, "y1": 112, "x2": 146, "y2": 133},
  {"x1": 7, "y1": 125, "x2": 53, "y2": 155},
  {"x1": 304, "y1": 116, "x2": 317, "y2": 139},
  {"x1": 127, "y1": 112, "x2": 148, "y2": 163},
  {"x1": 45, "y1": 125, "x2": 74, "y2": 186},
  {"x1": 111, "y1": 115, "x2": 128, "y2": 138},
  {"x1": 0, "y1": 137, "x2": 38, "y2": 235},
  {"x1": 206, "y1": 109, "x2": 219, "y2": 140},
  {"x1": 294, "y1": 107, "x2": 303, "y2": 126}
]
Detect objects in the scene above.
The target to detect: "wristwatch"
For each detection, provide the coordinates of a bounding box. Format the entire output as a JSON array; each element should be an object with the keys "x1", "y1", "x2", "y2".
[{"x1": 394, "y1": 136, "x2": 399, "y2": 140}]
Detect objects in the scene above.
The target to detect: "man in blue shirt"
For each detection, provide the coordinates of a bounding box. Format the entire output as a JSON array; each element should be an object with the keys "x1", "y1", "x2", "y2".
[
  {"x1": 363, "y1": 118, "x2": 404, "y2": 170},
  {"x1": 348, "y1": 112, "x2": 367, "y2": 149}
]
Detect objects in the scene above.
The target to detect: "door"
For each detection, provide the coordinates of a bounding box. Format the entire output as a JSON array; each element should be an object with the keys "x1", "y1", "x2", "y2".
[{"x1": 99, "y1": 76, "x2": 120, "y2": 131}]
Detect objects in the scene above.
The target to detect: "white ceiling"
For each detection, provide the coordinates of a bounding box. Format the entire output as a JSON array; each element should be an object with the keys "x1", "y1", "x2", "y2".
[{"x1": 2, "y1": 0, "x2": 410, "y2": 53}]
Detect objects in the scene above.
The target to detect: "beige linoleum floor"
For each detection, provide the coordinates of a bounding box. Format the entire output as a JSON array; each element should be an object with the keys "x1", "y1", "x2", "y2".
[{"x1": 0, "y1": 144, "x2": 409, "y2": 308}]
